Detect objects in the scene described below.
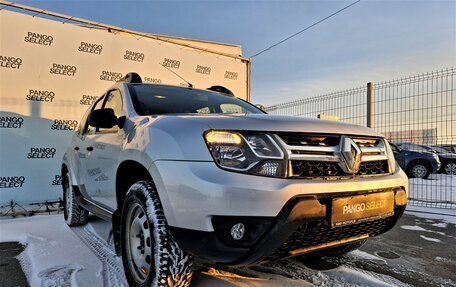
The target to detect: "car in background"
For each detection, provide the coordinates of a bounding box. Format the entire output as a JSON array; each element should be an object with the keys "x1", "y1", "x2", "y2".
[
  {"x1": 429, "y1": 145, "x2": 456, "y2": 175},
  {"x1": 390, "y1": 143, "x2": 441, "y2": 179},
  {"x1": 398, "y1": 143, "x2": 455, "y2": 175},
  {"x1": 439, "y1": 144, "x2": 456, "y2": 154}
]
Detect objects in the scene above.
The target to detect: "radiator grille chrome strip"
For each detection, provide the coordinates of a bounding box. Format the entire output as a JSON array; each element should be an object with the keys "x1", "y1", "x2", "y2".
[{"x1": 274, "y1": 134, "x2": 391, "y2": 178}]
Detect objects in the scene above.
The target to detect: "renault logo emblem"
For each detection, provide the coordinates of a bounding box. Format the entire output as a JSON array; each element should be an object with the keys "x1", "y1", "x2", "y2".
[{"x1": 338, "y1": 136, "x2": 362, "y2": 174}]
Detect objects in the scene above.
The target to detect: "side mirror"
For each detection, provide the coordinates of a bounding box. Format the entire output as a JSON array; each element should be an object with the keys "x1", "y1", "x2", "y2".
[
  {"x1": 88, "y1": 108, "x2": 118, "y2": 128},
  {"x1": 256, "y1": 104, "x2": 266, "y2": 112}
]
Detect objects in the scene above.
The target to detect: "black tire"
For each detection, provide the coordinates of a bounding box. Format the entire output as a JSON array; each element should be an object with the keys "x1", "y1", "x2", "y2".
[
  {"x1": 406, "y1": 161, "x2": 431, "y2": 179},
  {"x1": 120, "y1": 180, "x2": 193, "y2": 287},
  {"x1": 63, "y1": 172, "x2": 89, "y2": 226}
]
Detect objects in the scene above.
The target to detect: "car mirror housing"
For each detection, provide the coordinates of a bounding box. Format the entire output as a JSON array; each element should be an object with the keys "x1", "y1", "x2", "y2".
[{"x1": 88, "y1": 108, "x2": 118, "y2": 128}]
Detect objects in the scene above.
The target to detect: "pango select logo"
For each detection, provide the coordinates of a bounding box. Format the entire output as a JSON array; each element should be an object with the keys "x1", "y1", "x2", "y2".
[
  {"x1": 162, "y1": 58, "x2": 180, "y2": 69},
  {"x1": 52, "y1": 175, "x2": 62, "y2": 186},
  {"x1": 51, "y1": 119, "x2": 78, "y2": 131},
  {"x1": 0, "y1": 55, "x2": 22, "y2": 69},
  {"x1": 225, "y1": 71, "x2": 238, "y2": 80},
  {"x1": 80, "y1": 95, "x2": 99, "y2": 105},
  {"x1": 50, "y1": 63, "x2": 77, "y2": 76},
  {"x1": 100, "y1": 71, "x2": 123, "y2": 82},
  {"x1": 27, "y1": 147, "x2": 57, "y2": 159},
  {"x1": 26, "y1": 90, "x2": 55, "y2": 102},
  {"x1": 24, "y1": 32, "x2": 53, "y2": 46},
  {"x1": 0, "y1": 176, "x2": 25, "y2": 188},
  {"x1": 144, "y1": 77, "x2": 162, "y2": 84},
  {"x1": 124, "y1": 50, "x2": 145, "y2": 62},
  {"x1": 0, "y1": 116, "x2": 24, "y2": 129},
  {"x1": 78, "y1": 42, "x2": 103, "y2": 55},
  {"x1": 196, "y1": 65, "x2": 211, "y2": 75}
]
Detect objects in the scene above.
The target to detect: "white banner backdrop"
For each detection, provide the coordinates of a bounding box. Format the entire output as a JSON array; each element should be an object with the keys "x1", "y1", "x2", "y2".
[{"x1": 0, "y1": 10, "x2": 250, "y2": 205}]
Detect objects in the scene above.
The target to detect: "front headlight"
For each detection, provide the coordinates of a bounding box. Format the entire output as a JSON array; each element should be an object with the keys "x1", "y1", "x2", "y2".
[
  {"x1": 204, "y1": 130, "x2": 285, "y2": 177},
  {"x1": 384, "y1": 139, "x2": 397, "y2": 173}
]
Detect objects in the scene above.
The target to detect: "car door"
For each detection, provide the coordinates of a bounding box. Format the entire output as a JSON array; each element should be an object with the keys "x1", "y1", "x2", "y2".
[
  {"x1": 75, "y1": 96, "x2": 105, "y2": 198},
  {"x1": 82, "y1": 89, "x2": 124, "y2": 210}
]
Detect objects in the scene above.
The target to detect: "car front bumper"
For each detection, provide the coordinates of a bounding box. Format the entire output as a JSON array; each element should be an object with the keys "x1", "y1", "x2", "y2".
[
  {"x1": 151, "y1": 160, "x2": 408, "y2": 232},
  {"x1": 150, "y1": 160, "x2": 408, "y2": 265}
]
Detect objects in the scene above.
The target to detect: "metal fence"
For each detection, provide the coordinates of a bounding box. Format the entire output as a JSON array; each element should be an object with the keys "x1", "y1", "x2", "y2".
[{"x1": 267, "y1": 68, "x2": 456, "y2": 209}]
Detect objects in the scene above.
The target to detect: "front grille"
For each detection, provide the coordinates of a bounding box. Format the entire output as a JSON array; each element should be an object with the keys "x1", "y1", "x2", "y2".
[
  {"x1": 267, "y1": 216, "x2": 395, "y2": 261},
  {"x1": 275, "y1": 133, "x2": 392, "y2": 179},
  {"x1": 290, "y1": 160, "x2": 389, "y2": 178},
  {"x1": 357, "y1": 160, "x2": 389, "y2": 175},
  {"x1": 291, "y1": 161, "x2": 343, "y2": 177}
]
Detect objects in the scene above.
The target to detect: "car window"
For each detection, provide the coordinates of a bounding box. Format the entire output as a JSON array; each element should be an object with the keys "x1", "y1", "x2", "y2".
[
  {"x1": 99, "y1": 90, "x2": 123, "y2": 133},
  {"x1": 128, "y1": 84, "x2": 264, "y2": 115},
  {"x1": 220, "y1": 103, "x2": 248, "y2": 114},
  {"x1": 84, "y1": 96, "x2": 104, "y2": 135}
]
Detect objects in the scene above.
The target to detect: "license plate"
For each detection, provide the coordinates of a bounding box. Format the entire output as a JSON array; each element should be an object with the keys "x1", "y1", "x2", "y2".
[{"x1": 331, "y1": 191, "x2": 394, "y2": 228}]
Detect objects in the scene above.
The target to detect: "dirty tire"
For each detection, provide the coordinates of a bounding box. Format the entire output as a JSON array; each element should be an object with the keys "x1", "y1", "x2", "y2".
[
  {"x1": 63, "y1": 172, "x2": 89, "y2": 226},
  {"x1": 121, "y1": 180, "x2": 193, "y2": 287}
]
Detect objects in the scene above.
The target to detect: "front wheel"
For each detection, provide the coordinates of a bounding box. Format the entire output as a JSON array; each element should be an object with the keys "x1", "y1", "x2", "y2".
[
  {"x1": 407, "y1": 162, "x2": 430, "y2": 179},
  {"x1": 120, "y1": 180, "x2": 193, "y2": 287}
]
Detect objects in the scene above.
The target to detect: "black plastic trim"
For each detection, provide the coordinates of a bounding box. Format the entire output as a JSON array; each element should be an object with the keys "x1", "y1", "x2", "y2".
[{"x1": 72, "y1": 184, "x2": 113, "y2": 221}]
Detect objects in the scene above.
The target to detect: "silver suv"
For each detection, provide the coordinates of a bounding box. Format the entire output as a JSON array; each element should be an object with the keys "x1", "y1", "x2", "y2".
[{"x1": 62, "y1": 73, "x2": 408, "y2": 287}]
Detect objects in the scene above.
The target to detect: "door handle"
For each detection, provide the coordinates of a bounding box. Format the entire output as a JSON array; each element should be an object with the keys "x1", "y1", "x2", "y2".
[
  {"x1": 74, "y1": 147, "x2": 80, "y2": 151},
  {"x1": 86, "y1": 146, "x2": 94, "y2": 151}
]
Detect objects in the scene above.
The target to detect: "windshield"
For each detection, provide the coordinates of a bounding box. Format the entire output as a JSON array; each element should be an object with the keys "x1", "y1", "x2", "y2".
[{"x1": 128, "y1": 84, "x2": 264, "y2": 116}]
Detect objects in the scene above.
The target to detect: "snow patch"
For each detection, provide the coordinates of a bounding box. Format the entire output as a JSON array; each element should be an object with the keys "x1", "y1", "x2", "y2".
[
  {"x1": 434, "y1": 256, "x2": 452, "y2": 263},
  {"x1": 400, "y1": 225, "x2": 427, "y2": 231},
  {"x1": 38, "y1": 264, "x2": 82, "y2": 287},
  {"x1": 349, "y1": 250, "x2": 386, "y2": 264},
  {"x1": 419, "y1": 235, "x2": 441, "y2": 243},
  {"x1": 431, "y1": 222, "x2": 448, "y2": 228}
]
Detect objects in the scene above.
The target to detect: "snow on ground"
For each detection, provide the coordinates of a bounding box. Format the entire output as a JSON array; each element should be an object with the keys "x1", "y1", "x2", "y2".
[
  {"x1": 408, "y1": 174, "x2": 456, "y2": 208},
  {"x1": 419, "y1": 235, "x2": 441, "y2": 243},
  {"x1": 405, "y1": 205, "x2": 456, "y2": 224},
  {"x1": 0, "y1": 213, "x2": 427, "y2": 287}
]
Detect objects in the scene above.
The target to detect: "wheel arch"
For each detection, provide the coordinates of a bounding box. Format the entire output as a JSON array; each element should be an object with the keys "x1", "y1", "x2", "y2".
[
  {"x1": 406, "y1": 158, "x2": 431, "y2": 170},
  {"x1": 115, "y1": 160, "x2": 152, "y2": 209}
]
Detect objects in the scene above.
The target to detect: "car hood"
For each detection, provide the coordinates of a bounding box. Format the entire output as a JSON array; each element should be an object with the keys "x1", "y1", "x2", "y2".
[{"x1": 174, "y1": 114, "x2": 383, "y2": 137}]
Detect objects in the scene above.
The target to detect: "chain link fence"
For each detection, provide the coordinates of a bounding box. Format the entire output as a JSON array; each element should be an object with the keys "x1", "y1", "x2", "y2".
[{"x1": 267, "y1": 68, "x2": 456, "y2": 209}]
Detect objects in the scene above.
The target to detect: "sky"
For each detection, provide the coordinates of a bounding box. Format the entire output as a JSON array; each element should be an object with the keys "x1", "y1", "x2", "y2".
[{"x1": 9, "y1": 0, "x2": 456, "y2": 106}]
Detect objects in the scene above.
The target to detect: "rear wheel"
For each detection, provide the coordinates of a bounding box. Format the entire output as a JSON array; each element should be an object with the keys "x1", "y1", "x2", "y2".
[
  {"x1": 63, "y1": 172, "x2": 88, "y2": 226},
  {"x1": 120, "y1": 180, "x2": 193, "y2": 287}
]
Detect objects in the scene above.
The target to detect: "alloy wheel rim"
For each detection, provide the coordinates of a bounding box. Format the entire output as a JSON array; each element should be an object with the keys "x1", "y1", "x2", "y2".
[
  {"x1": 412, "y1": 165, "x2": 427, "y2": 178},
  {"x1": 125, "y1": 203, "x2": 153, "y2": 284},
  {"x1": 445, "y1": 163, "x2": 456, "y2": 175}
]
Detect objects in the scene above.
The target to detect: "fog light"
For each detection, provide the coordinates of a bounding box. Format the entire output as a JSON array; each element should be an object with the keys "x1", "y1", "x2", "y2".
[{"x1": 230, "y1": 223, "x2": 245, "y2": 240}]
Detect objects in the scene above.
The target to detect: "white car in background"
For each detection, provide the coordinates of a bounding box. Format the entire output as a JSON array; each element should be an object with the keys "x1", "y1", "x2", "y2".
[{"x1": 62, "y1": 73, "x2": 408, "y2": 287}]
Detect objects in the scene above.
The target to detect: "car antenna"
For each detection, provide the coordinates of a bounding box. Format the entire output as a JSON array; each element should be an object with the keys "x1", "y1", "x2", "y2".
[{"x1": 158, "y1": 62, "x2": 193, "y2": 88}]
